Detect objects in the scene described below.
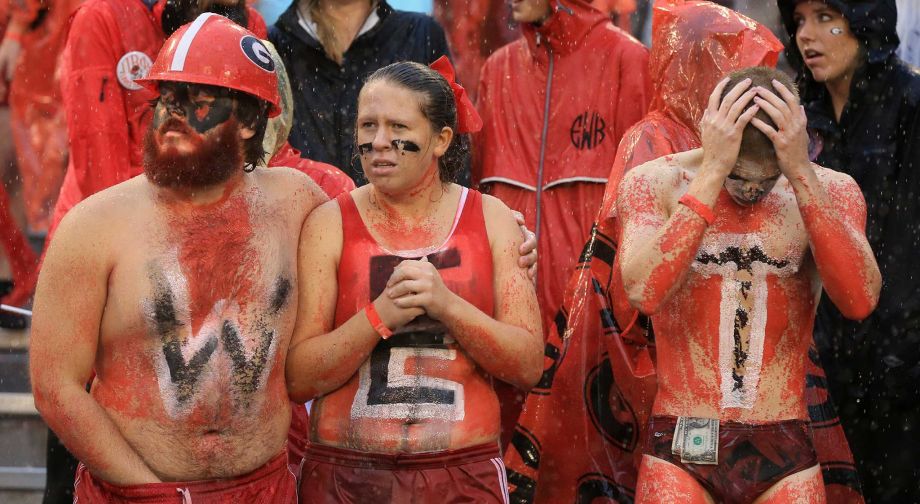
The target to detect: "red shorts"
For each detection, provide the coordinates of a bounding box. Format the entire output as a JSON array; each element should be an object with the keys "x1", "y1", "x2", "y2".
[
  {"x1": 299, "y1": 442, "x2": 509, "y2": 504},
  {"x1": 645, "y1": 416, "x2": 818, "y2": 504},
  {"x1": 73, "y1": 451, "x2": 296, "y2": 503}
]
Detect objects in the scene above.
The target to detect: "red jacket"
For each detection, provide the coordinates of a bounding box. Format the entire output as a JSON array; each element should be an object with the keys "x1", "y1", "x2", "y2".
[
  {"x1": 49, "y1": 0, "x2": 267, "y2": 237},
  {"x1": 474, "y1": 0, "x2": 650, "y2": 323}
]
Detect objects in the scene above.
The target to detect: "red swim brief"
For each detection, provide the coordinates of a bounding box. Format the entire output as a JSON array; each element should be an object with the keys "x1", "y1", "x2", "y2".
[
  {"x1": 299, "y1": 442, "x2": 509, "y2": 503},
  {"x1": 73, "y1": 451, "x2": 296, "y2": 503},
  {"x1": 644, "y1": 416, "x2": 819, "y2": 504}
]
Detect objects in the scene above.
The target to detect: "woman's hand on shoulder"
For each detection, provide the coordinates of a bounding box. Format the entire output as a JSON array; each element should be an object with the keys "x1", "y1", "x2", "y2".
[{"x1": 511, "y1": 210, "x2": 538, "y2": 280}]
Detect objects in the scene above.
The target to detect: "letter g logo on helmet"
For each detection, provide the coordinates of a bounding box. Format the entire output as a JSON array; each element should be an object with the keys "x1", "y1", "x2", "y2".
[{"x1": 240, "y1": 36, "x2": 275, "y2": 73}]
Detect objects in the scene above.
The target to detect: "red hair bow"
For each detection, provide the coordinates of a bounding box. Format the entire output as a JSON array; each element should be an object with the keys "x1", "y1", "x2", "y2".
[{"x1": 429, "y1": 56, "x2": 483, "y2": 134}]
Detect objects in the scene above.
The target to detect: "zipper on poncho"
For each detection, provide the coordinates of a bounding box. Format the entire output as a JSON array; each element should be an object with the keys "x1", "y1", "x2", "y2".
[{"x1": 534, "y1": 32, "x2": 554, "y2": 287}]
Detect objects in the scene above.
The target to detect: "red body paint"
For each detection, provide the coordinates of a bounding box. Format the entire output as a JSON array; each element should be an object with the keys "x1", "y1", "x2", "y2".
[{"x1": 173, "y1": 193, "x2": 259, "y2": 335}]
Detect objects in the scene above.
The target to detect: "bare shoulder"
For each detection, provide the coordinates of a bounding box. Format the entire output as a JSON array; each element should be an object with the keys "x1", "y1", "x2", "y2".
[
  {"x1": 255, "y1": 167, "x2": 328, "y2": 218},
  {"x1": 299, "y1": 195, "x2": 344, "y2": 263},
  {"x1": 619, "y1": 154, "x2": 683, "y2": 194},
  {"x1": 47, "y1": 177, "x2": 147, "y2": 260},
  {"x1": 480, "y1": 191, "x2": 523, "y2": 247},
  {"x1": 812, "y1": 164, "x2": 865, "y2": 202},
  {"x1": 306, "y1": 196, "x2": 343, "y2": 225},
  {"x1": 813, "y1": 164, "x2": 859, "y2": 189},
  {"x1": 302, "y1": 194, "x2": 344, "y2": 240},
  {"x1": 481, "y1": 192, "x2": 517, "y2": 226}
]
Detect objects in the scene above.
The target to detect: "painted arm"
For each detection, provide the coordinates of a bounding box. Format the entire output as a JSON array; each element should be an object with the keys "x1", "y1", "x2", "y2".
[
  {"x1": 617, "y1": 165, "x2": 710, "y2": 315},
  {"x1": 620, "y1": 77, "x2": 760, "y2": 314},
  {"x1": 285, "y1": 201, "x2": 423, "y2": 402},
  {"x1": 30, "y1": 205, "x2": 160, "y2": 485},
  {"x1": 753, "y1": 81, "x2": 881, "y2": 320},
  {"x1": 386, "y1": 196, "x2": 543, "y2": 389},
  {"x1": 797, "y1": 172, "x2": 880, "y2": 319}
]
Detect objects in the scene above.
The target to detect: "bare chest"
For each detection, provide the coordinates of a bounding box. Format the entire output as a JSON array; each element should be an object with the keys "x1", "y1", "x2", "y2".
[{"x1": 97, "y1": 210, "x2": 298, "y2": 420}]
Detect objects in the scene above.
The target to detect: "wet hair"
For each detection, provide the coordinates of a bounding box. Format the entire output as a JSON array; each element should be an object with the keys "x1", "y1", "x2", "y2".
[
  {"x1": 362, "y1": 61, "x2": 470, "y2": 184},
  {"x1": 230, "y1": 90, "x2": 270, "y2": 170},
  {"x1": 720, "y1": 66, "x2": 798, "y2": 162}
]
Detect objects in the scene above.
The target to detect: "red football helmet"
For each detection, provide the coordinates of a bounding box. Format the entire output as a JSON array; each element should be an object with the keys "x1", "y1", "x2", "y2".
[{"x1": 138, "y1": 13, "x2": 281, "y2": 117}]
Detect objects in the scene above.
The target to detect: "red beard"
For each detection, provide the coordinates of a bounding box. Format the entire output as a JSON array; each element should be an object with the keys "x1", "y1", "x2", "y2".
[{"x1": 143, "y1": 117, "x2": 243, "y2": 189}]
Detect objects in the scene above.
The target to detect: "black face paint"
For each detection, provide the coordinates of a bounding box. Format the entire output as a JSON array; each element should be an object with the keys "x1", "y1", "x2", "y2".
[
  {"x1": 155, "y1": 84, "x2": 235, "y2": 134},
  {"x1": 358, "y1": 139, "x2": 423, "y2": 157},
  {"x1": 391, "y1": 139, "x2": 421, "y2": 153}
]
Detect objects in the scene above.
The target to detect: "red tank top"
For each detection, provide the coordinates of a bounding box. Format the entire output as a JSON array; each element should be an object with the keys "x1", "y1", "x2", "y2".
[
  {"x1": 319, "y1": 188, "x2": 496, "y2": 438},
  {"x1": 335, "y1": 187, "x2": 494, "y2": 324}
]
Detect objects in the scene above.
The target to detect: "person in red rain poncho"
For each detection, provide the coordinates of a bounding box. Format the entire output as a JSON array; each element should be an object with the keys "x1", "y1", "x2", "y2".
[
  {"x1": 0, "y1": 0, "x2": 81, "y2": 318},
  {"x1": 499, "y1": 3, "x2": 868, "y2": 503},
  {"x1": 0, "y1": 0, "x2": 80, "y2": 235},
  {"x1": 473, "y1": 0, "x2": 651, "y2": 438},
  {"x1": 431, "y1": 0, "x2": 517, "y2": 101},
  {"x1": 47, "y1": 0, "x2": 267, "y2": 244}
]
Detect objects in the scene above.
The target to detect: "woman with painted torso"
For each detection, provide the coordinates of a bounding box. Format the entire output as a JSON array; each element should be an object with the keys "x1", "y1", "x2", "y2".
[{"x1": 286, "y1": 59, "x2": 543, "y2": 503}]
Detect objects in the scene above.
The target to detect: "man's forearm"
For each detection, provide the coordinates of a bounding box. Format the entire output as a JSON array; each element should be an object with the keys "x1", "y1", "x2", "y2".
[
  {"x1": 622, "y1": 172, "x2": 719, "y2": 314},
  {"x1": 36, "y1": 383, "x2": 160, "y2": 485},
  {"x1": 791, "y1": 171, "x2": 880, "y2": 319}
]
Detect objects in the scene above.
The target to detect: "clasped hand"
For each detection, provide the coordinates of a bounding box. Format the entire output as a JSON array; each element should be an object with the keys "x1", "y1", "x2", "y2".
[{"x1": 372, "y1": 257, "x2": 453, "y2": 330}]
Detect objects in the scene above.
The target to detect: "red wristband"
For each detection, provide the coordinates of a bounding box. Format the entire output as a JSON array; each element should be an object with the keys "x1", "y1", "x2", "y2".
[
  {"x1": 364, "y1": 302, "x2": 393, "y2": 340},
  {"x1": 678, "y1": 193, "x2": 716, "y2": 226},
  {"x1": 4, "y1": 31, "x2": 22, "y2": 44}
]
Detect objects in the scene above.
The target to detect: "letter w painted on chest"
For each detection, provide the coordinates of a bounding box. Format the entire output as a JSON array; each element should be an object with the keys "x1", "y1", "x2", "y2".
[{"x1": 691, "y1": 234, "x2": 796, "y2": 409}]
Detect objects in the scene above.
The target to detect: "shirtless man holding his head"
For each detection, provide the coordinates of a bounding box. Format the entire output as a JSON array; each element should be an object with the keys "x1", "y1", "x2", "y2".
[{"x1": 617, "y1": 66, "x2": 881, "y2": 503}]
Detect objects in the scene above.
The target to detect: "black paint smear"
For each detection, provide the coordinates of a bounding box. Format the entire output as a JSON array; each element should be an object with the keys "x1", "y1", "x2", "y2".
[
  {"x1": 366, "y1": 342, "x2": 455, "y2": 407},
  {"x1": 696, "y1": 246, "x2": 788, "y2": 394},
  {"x1": 391, "y1": 139, "x2": 421, "y2": 153},
  {"x1": 575, "y1": 473, "x2": 635, "y2": 504},
  {"x1": 268, "y1": 277, "x2": 291, "y2": 315},
  {"x1": 154, "y1": 83, "x2": 234, "y2": 134},
  {"x1": 584, "y1": 357, "x2": 639, "y2": 451},
  {"x1": 732, "y1": 308, "x2": 750, "y2": 392},
  {"x1": 356, "y1": 140, "x2": 422, "y2": 156},
  {"x1": 151, "y1": 280, "x2": 217, "y2": 405},
  {"x1": 221, "y1": 321, "x2": 274, "y2": 396},
  {"x1": 696, "y1": 245, "x2": 789, "y2": 271},
  {"x1": 368, "y1": 248, "x2": 461, "y2": 300}
]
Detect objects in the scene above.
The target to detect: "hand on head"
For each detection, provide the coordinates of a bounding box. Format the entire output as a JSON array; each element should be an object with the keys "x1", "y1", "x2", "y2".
[
  {"x1": 751, "y1": 81, "x2": 811, "y2": 179},
  {"x1": 699, "y1": 77, "x2": 761, "y2": 180}
]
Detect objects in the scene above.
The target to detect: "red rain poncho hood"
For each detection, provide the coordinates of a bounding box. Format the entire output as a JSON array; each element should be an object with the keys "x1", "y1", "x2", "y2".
[{"x1": 600, "y1": 0, "x2": 783, "y2": 220}]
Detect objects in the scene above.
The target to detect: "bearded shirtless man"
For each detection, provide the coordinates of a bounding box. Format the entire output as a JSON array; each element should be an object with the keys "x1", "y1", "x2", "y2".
[
  {"x1": 618, "y1": 66, "x2": 880, "y2": 504},
  {"x1": 29, "y1": 15, "x2": 325, "y2": 503}
]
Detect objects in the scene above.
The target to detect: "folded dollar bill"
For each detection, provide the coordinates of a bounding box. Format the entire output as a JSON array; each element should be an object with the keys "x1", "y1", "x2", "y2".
[{"x1": 672, "y1": 416, "x2": 718, "y2": 465}]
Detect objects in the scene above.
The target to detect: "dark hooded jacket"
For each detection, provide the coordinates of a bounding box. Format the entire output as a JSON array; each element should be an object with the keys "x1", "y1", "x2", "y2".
[
  {"x1": 269, "y1": 1, "x2": 450, "y2": 183},
  {"x1": 778, "y1": 1, "x2": 920, "y2": 501}
]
